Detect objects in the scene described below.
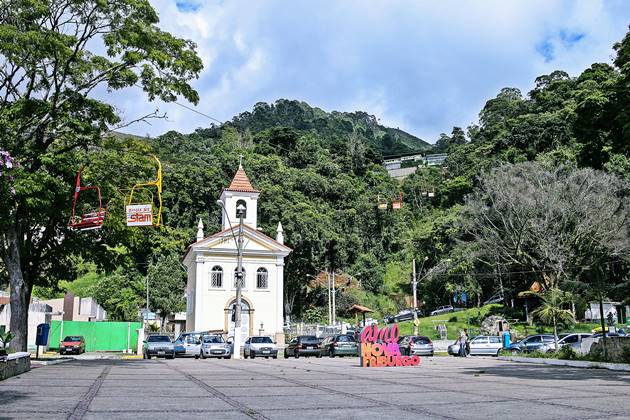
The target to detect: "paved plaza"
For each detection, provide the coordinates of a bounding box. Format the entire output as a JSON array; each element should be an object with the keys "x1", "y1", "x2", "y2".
[{"x1": 1, "y1": 356, "x2": 629, "y2": 419}]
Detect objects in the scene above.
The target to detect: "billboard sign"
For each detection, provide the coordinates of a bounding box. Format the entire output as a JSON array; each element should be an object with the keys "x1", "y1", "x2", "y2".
[{"x1": 126, "y1": 204, "x2": 153, "y2": 226}]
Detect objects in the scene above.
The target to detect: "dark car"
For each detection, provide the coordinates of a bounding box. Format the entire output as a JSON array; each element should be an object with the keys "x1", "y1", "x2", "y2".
[
  {"x1": 385, "y1": 309, "x2": 424, "y2": 324},
  {"x1": 283, "y1": 335, "x2": 322, "y2": 358},
  {"x1": 398, "y1": 335, "x2": 434, "y2": 356},
  {"x1": 60, "y1": 336, "x2": 85, "y2": 355},
  {"x1": 320, "y1": 334, "x2": 358, "y2": 357},
  {"x1": 510, "y1": 334, "x2": 555, "y2": 353}
]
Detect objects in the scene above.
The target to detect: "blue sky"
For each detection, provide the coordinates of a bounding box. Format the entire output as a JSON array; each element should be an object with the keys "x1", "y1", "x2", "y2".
[{"x1": 111, "y1": 0, "x2": 630, "y2": 143}]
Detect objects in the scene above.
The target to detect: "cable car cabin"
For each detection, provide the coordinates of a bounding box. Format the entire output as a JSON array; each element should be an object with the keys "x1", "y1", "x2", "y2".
[
  {"x1": 68, "y1": 171, "x2": 106, "y2": 231},
  {"x1": 377, "y1": 195, "x2": 388, "y2": 210},
  {"x1": 392, "y1": 193, "x2": 403, "y2": 210},
  {"x1": 126, "y1": 155, "x2": 163, "y2": 227}
]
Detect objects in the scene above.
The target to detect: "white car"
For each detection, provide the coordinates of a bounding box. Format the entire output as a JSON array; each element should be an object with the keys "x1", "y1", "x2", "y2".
[
  {"x1": 243, "y1": 336, "x2": 278, "y2": 359},
  {"x1": 196, "y1": 334, "x2": 232, "y2": 359},
  {"x1": 430, "y1": 305, "x2": 454, "y2": 316},
  {"x1": 448, "y1": 335, "x2": 503, "y2": 356},
  {"x1": 539, "y1": 333, "x2": 592, "y2": 353}
]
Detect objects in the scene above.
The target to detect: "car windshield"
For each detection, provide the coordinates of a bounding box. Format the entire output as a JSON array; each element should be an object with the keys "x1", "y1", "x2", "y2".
[
  {"x1": 337, "y1": 335, "x2": 355, "y2": 342},
  {"x1": 203, "y1": 335, "x2": 225, "y2": 343},
  {"x1": 147, "y1": 336, "x2": 171, "y2": 342},
  {"x1": 251, "y1": 337, "x2": 273, "y2": 344},
  {"x1": 299, "y1": 336, "x2": 318, "y2": 343},
  {"x1": 63, "y1": 336, "x2": 81, "y2": 342},
  {"x1": 412, "y1": 337, "x2": 430, "y2": 344}
]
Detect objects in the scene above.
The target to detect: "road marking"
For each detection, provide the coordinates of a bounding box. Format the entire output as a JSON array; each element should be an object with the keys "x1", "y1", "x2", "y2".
[
  {"x1": 166, "y1": 362, "x2": 269, "y2": 420},
  {"x1": 67, "y1": 365, "x2": 111, "y2": 420}
]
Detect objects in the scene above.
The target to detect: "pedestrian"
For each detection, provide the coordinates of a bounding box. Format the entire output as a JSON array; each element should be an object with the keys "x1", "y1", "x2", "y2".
[{"x1": 459, "y1": 329, "x2": 468, "y2": 357}]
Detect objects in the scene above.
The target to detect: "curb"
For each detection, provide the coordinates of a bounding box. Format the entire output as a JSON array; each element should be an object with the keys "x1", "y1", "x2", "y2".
[
  {"x1": 31, "y1": 358, "x2": 73, "y2": 366},
  {"x1": 498, "y1": 356, "x2": 630, "y2": 372}
]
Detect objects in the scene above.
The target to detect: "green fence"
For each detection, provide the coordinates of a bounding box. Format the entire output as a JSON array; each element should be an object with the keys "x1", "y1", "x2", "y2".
[{"x1": 49, "y1": 321, "x2": 142, "y2": 352}]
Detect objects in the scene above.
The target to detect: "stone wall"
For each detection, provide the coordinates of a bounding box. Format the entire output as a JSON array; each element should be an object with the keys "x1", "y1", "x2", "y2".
[
  {"x1": 0, "y1": 352, "x2": 31, "y2": 381},
  {"x1": 588, "y1": 336, "x2": 630, "y2": 363}
]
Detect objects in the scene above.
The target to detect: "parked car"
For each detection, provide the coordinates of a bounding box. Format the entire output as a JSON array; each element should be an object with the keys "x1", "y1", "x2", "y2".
[
  {"x1": 592, "y1": 332, "x2": 621, "y2": 338},
  {"x1": 320, "y1": 334, "x2": 358, "y2": 357},
  {"x1": 59, "y1": 336, "x2": 85, "y2": 355},
  {"x1": 398, "y1": 335, "x2": 433, "y2": 356},
  {"x1": 143, "y1": 335, "x2": 175, "y2": 359},
  {"x1": 448, "y1": 335, "x2": 503, "y2": 356},
  {"x1": 539, "y1": 333, "x2": 592, "y2": 353},
  {"x1": 430, "y1": 305, "x2": 454, "y2": 316},
  {"x1": 197, "y1": 334, "x2": 232, "y2": 359},
  {"x1": 174, "y1": 331, "x2": 209, "y2": 357},
  {"x1": 243, "y1": 336, "x2": 278, "y2": 359},
  {"x1": 510, "y1": 334, "x2": 555, "y2": 353},
  {"x1": 283, "y1": 335, "x2": 322, "y2": 358},
  {"x1": 385, "y1": 309, "x2": 424, "y2": 324}
]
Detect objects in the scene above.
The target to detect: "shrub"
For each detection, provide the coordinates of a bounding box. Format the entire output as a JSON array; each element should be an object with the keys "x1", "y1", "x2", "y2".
[
  {"x1": 448, "y1": 315, "x2": 458, "y2": 323},
  {"x1": 557, "y1": 346, "x2": 578, "y2": 360}
]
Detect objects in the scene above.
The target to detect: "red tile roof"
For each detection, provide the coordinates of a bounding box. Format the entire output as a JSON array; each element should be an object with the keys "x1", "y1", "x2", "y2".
[{"x1": 226, "y1": 166, "x2": 259, "y2": 193}]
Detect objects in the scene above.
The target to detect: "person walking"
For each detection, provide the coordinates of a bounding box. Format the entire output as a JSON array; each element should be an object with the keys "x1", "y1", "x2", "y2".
[{"x1": 458, "y1": 328, "x2": 469, "y2": 357}]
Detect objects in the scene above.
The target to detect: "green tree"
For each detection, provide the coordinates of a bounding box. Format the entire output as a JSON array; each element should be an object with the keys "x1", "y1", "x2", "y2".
[
  {"x1": 91, "y1": 267, "x2": 144, "y2": 322},
  {"x1": 146, "y1": 254, "x2": 186, "y2": 330},
  {"x1": 0, "y1": 0, "x2": 202, "y2": 350},
  {"x1": 530, "y1": 288, "x2": 575, "y2": 350}
]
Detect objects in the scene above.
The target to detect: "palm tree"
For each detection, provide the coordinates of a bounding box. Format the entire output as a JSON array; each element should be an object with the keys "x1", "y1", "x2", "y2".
[{"x1": 530, "y1": 288, "x2": 575, "y2": 350}]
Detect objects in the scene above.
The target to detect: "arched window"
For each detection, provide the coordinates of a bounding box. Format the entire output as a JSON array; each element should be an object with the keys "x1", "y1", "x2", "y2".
[
  {"x1": 210, "y1": 266, "x2": 223, "y2": 289},
  {"x1": 256, "y1": 268, "x2": 268, "y2": 289},
  {"x1": 235, "y1": 199, "x2": 247, "y2": 219},
  {"x1": 234, "y1": 267, "x2": 246, "y2": 288}
]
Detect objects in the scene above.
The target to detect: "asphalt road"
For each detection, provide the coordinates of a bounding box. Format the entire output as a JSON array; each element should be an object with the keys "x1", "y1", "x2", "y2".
[{"x1": 1, "y1": 355, "x2": 629, "y2": 419}]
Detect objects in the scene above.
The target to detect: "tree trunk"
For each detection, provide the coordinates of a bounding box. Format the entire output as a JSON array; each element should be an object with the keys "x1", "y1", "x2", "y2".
[
  {"x1": 553, "y1": 316, "x2": 558, "y2": 351},
  {"x1": 4, "y1": 224, "x2": 31, "y2": 352},
  {"x1": 599, "y1": 296, "x2": 607, "y2": 361}
]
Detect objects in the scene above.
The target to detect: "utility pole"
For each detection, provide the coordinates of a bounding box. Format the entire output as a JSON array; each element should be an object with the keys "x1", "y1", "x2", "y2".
[
  {"x1": 234, "y1": 203, "x2": 245, "y2": 359},
  {"x1": 332, "y1": 271, "x2": 336, "y2": 326},
  {"x1": 327, "y1": 270, "x2": 332, "y2": 326},
  {"x1": 412, "y1": 258, "x2": 418, "y2": 335}
]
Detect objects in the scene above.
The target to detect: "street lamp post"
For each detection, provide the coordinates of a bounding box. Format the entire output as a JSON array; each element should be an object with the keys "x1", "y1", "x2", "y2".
[
  {"x1": 412, "y1": 257, "x2": 429, "y2": 335},
  {"x1": 217, "y1": 200, "x2": 246, "y2": 359}
]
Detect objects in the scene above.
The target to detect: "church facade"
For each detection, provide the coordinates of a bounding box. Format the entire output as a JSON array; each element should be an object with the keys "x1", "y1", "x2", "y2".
[{"x1": 182, "y1": 166, "x2": 291, "y2": 346}]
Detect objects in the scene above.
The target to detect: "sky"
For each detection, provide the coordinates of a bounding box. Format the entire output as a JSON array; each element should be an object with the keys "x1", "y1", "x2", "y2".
[{"x1": 108, "y1": 0, "x2": 630, "y2": 143}]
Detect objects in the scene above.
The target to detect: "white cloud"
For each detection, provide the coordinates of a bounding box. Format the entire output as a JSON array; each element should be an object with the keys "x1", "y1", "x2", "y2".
[{"x1": 99, "y1": 0, "x2": 630, "y2": 143}]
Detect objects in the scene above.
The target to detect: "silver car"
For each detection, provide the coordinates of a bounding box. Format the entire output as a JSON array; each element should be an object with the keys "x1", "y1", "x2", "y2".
[
  {"x1": 174, "y1": 331, "x2": 207, "y2": 357},
  {"x1": 539, "y1": 333, "x2": 592, "y2": 353},
  {"x1": 243, "y1": 336, "x2": 278, "y2": 359},
  {"x1": 398, "y1": 335, "x2": 434, "y2": 356},
  {"x1": 196, "y1": 334, "x2": 232, "y2": 359},
  {"x1": 448, "y1": 335, "x2": 503, "y2": 356},
  {"x1": 143, "y1": 335, "x2": 175, "y2": 359}
]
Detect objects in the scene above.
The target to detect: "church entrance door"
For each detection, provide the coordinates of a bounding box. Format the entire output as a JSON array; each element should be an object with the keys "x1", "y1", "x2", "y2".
[{"x1": 227, "y1": 300, "x2": 250, "y2": 346}]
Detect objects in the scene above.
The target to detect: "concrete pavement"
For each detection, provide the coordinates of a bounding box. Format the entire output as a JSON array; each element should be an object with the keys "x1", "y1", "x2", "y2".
[{"x1": 1, "y1": 356, "x2": 629, "y2": 419}]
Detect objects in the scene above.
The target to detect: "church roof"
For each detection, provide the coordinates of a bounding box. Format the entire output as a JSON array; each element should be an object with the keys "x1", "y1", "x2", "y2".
[{"x1": 226, "y1": 166, "x2": 259, "y2": 193}]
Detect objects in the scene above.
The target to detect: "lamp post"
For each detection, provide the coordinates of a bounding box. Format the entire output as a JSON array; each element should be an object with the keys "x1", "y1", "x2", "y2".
[
  {"x1": 217, "y1": 200, "x2": 246, "y2": 359},
  {"x1": 412, "y1": 257, "x2": 429, "y2": 335}
]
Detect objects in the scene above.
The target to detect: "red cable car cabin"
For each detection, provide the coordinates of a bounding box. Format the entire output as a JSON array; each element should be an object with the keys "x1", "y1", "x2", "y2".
[{"x1": 68, "y1": 170, "x2": 106, "y2": 231}]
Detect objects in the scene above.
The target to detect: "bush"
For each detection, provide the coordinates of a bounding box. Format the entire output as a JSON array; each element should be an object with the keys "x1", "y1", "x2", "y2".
[
  {"x1": 556, "y1": 346, "x2": 579, "y2": 360},
  {"x1": 448, "y1": 315, "x2": 458, "y2": 323}
]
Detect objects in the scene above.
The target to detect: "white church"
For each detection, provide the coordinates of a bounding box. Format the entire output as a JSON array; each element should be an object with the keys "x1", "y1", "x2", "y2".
[{"x1": 182, "y1": 165, "x2": 291, "y2": 346}]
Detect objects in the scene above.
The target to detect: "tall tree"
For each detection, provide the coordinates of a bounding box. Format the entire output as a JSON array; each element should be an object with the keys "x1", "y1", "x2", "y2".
[
  {"x1": 146, "y1": 253, "x2": 186, "y2": 330},
  {"x1": 0, "y1": 0, "x2": 202, "y2": 350}
]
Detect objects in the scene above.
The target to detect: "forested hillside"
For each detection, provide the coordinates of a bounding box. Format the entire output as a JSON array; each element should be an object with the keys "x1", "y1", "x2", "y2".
[{"x1": 3, "y1": 28, "x2": 630, "y2": 328}]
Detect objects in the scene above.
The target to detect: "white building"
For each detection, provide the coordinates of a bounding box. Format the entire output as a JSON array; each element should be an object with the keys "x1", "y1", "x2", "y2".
[{"x1": 182, "y1": 166, "x2": 292, "y2": 346}]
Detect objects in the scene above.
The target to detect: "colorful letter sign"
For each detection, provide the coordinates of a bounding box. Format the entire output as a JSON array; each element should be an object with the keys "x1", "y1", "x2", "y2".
[
  {"x1": 360, "y1": 324, "x2": 421, "y2": 367},
  {"x1": 126, "y1": 204, "x2": 153, "y2": 226}
]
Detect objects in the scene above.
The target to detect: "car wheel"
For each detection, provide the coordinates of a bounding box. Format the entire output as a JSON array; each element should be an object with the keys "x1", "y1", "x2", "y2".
[
  {"x1": 273, "y1": 355, "x2": 277, "y2": 359},
  {"x1": 244, "y1": 352, "x2": 248, "y2": 359},
  {"x1": 283, "y1": 350, "x2": 289, "y2": 359},
  {"x1": 167, "y1": 353, "x2": 174, "y2": 360},
  {"x1": 224, "y1": 355, "x2": 231, "y2": 359},
  {"x1": 251, "y1": 351, "x2": 255, "y2": 359},
  {"x1": 330, "y1": 350, "x2": 335, "y2": 358},
  {"x1": 194, "y1": 353, "x2": 199, "y2": 359},
  {"x1": 265, "y1": 356, "x2": 269, "y2": 359},
  {"x1": 295, "y1": 351, "x2": 300, "y2": 359},
  {"x1": 147, "y1": 353, "x2": 152, "y2": 359}
]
